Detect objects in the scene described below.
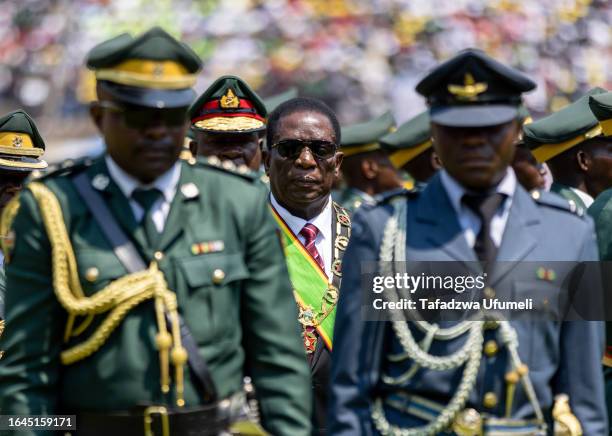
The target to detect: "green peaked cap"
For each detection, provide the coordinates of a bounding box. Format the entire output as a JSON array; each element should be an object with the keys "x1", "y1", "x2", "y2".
[
  {"x1": 87, "y1": 26, "x2": 202, "y2": 108},
  {"x1": 380, "y1": 111, "x2": 432, "y2": 168},
  {"x1": 524, "y1": 87, "x2": 607, "y2": 162},
  {"x1": 189, "y1": 75, "x2": 267, "y2": 134},
  {"x1": 87, "y1": 26, "x2": 201, "y2": 72},
  {"x1": 0, "y1": 109, "x2": 47, "y2": 171},
  {"x1": 340, "y1": 111, "x2": 395, "y2": 157},
  {"x1": 264, "y1": 87, "x2": 299, "y2": 113},
  {"x1": 589, "y1": 91, "x2": 612, "y2": 137}
]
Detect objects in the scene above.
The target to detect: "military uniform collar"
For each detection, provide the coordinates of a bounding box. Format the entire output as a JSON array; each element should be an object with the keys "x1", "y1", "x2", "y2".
[
  {"x1": 269, "y1": 193, "x2": 333, "y2": 243},
  {"x1": 440, "y1": 167, "x2": 516, "y2": 217},
  {"x1": 570, "y1": 186, "x2": 594, "y2": 208},
  {"x1": 104, "y1": 154, "x2": 181, "y2": 203}
]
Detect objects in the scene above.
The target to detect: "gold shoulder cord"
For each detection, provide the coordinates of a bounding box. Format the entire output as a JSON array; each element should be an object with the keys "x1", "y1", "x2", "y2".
[
  {"x1": 0, "y1": 194, "x2": 20, "y2": 360},
  {"x1": 14, "y1": 182, "x2": 188, "y2": 407}
]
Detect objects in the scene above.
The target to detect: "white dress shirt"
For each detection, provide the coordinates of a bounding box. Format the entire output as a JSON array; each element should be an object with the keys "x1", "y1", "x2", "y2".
[
  {"x1": 105, "y1": 155, "x2": 181, "y2": 233},
  {"x1": 270, "y1": 194, "x2": 333, "y2": 279},
  {"x1": 570, "y1": 187, "x2": 594, "y2": 208},
  {"x1": 440, "y1": 168, "x2": 516, "y2": 248}
]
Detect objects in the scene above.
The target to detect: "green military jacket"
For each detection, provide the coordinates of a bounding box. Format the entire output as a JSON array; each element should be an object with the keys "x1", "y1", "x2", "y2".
[
  {"x1": 0, "y1": 156, "x2": 311, "y2": 435},
  {"x1": 333, "y1": 187, "x2": 376, "y2": 215},
  {"x1": 550, "y1": 182, "x2": 589, "y2": 211}
]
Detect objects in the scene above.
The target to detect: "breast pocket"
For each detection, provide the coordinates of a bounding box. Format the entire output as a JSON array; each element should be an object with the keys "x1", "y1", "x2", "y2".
[{"x1": 177, "y1": 252, "x2": 250, "y2": 341}]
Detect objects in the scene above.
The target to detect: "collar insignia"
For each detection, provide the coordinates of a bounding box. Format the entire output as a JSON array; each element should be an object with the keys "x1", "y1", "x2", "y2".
[
  {"x1": 180, "y1": 182, "x2": 199, "y2": 199},
  {"x1": 220, "y1": 88, "x2": 240, "y2": 109},
  {"x1": 448, "y1": 73, "x2": 488, "y2": 101},
  {"x1": 92, "y1": 174, "x2": 110, "y2": 191}
]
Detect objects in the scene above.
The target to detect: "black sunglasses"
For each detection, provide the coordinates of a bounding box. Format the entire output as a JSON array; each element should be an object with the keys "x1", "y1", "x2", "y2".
[
  {"x1": 271, "y1": 139, "x2": 338, "y2": 160},
  {"x1": 96, "y1": 101, "x2": 187, "y2": 129}
]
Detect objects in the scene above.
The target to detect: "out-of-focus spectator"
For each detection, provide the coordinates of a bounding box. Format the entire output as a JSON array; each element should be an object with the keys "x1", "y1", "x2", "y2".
[{"x1": 1, "y1": 0, "x2": 611, "y2": 156}]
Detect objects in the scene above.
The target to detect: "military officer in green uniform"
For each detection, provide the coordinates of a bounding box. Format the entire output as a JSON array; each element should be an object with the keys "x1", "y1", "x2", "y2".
[
  {"x1": 334, "y1": 111, "x2": 404, "y2": 213},
  {"x1": 0, "y1": 109, "x2": 47, "y2": 324},
  {"x1": 380, "y1": 110, "x2": 440, "y2": 190},
  {"x1": 0, "y1": 27, "x2": 311, "y2": 436},
  {"x1": 524, "y1": 87, "x2": 612, "y2": 210},
  {"x1": 586, "y1": 89, "x2": 612, "y2": 426},
  {"x1": 188, "y1": 76, "x2": 267, "y2": 172}
]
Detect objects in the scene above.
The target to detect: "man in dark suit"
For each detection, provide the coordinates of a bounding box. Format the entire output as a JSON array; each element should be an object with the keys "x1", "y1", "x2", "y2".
[
  {"x1": 264, "y1": 97, "x2": 350, "y2": 435},
  {"x1": 329, "y1": 49, "x2": 607, "y2": 435}
]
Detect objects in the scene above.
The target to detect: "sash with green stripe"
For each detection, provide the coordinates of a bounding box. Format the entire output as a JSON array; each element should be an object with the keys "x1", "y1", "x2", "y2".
[{"x1": 270, "y1": 206, "x2": 335, "y2": 351}]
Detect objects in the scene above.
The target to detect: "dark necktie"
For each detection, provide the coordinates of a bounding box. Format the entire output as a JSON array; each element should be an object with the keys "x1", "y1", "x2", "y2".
[
  {"x1": 132, "y1": 187, "x2": 163, "y2": 248},
  {"x1": 462, "y1": 192, "x2": 506, "y2": 264},
  {"x1": 299, "y1": 223, "x2": 325, "y2": 272}
]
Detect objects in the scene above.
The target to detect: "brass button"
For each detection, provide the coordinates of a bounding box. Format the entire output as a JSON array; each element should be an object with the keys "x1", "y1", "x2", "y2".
[
  {"x1": 212, "y1": 269, "x2": 225, "y2": 284},
  {"x1": 483, "y1": 392, "x2": 498, "y2": 409},
  {"x1": 484, "y1": 340, "x2": 498, "y2": 357},
  {"x1": 452, "y1": 408, "x2": 482, "y2": 435},
  {"x1": 85, "y1": 267, "x2": 99, "y2": 282},
  {"x1": 484, "y1": 286, "x2": 495, "y2": 298},
  {"x1": 484, "y1": 320, "x2": 499, "y2": 330},
  {"x1": 154, "y1": 251, "x2": 164, "y2": 261}
]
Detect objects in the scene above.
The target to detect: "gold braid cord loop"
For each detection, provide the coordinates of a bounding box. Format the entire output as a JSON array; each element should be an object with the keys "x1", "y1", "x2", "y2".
[{"x1": 27, "y1": 182, "x2": 187, "y2": 407}]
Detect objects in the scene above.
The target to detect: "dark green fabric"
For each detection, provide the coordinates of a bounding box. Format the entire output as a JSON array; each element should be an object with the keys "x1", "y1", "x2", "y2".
[
  {"x1": 380, "y1": 111, "x2": 430, "y2": 151},
  {"x1": 0, "y1": 157, "x2": 311, "y2": 435},
  {"x1": 0, "y1": 109, "x2": 45, "y2": 151},
  {"x1": 264, "y1": 88, "x2": 298, "y2": 113},
  {"x1": 132, "y1": 187, "x2": 163, "y2": 247},
  {"x1": 589, "y1": 91, "x2": 612, "y2": 122},
  {"x1": 188, "y1": 75, "x2": 267, "y2": 122},
  {"x1": 332, "y1": 187, "x2": 375, "y2": 215},
  {"x1": 550, "y1": 182, "x2": 588, "y2": 211},
  {"x1": 340, "y1": 111, "x2": 395, "y2": 148},
  {"x1": 523, "y1": 87, "x2": 606, "y2": 148},
  {"x1": 588, "y1": 188, "x2": 612, "y2": 260},
  {"x1": 86, "y1": 26, "x2": 201, "y2": 73}
]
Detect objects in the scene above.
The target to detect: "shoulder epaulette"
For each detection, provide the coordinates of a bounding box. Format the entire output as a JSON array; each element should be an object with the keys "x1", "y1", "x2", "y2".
[
  {"x1": 530, "y1": 189, "x2": 586, "y2": 218},
  {"x1": 190, "y1": 156, "x2": 258, "y2": 182},
  {"x1": 376, "y1": 187, "x2": 420, "y2": 205},
  {"x1": 38, "y1": 156, "x2": 95, "y2": 180}
]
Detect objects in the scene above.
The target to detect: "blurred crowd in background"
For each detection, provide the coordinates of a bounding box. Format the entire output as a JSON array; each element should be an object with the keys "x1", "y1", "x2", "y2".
[{"x1": 0, "y1": 0, "x2": 611, "y2": 160}]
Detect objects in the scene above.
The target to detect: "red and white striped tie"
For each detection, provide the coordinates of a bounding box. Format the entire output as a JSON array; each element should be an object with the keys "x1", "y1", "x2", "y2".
[{"x1": 299, "y1": 223, "x2": 325, "y2": 272}]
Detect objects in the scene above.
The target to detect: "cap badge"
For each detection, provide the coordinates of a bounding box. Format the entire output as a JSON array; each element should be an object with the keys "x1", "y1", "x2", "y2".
[
  {"x1": 448, "y1": 73, "x2": 488, "y2": 101},
  {"x1": 12, "y1": 136, "x2": 23, "y2": 148},
  {"x1": 220, "y1": 88, "x2": 240, "y2": 109},
  {"x1": 152, "y1": 62, "x2": 164, "y2": 78}
]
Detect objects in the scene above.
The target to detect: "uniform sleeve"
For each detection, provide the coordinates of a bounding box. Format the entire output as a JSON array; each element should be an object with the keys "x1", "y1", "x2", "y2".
[
  {"x1": 554, "y1": 218, "x2": 608, "y2": 435},
  {"x1": 240, "y1": 188, "x2": 312, "y2": 436},
  {"x1": 328, "y1": 208, "x2": 387, "y2": 436},
  {"x1": 0, "y1": 188, "x2": 65, "y2": 427}
]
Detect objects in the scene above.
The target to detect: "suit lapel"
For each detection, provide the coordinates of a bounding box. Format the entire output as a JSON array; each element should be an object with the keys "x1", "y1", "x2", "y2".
[
  {"x1": 416, "y1": 175, "x2": 479, "y2": 269},
  {"x1": 488, "y1": 186, "x2": 540, "y2": 285}
]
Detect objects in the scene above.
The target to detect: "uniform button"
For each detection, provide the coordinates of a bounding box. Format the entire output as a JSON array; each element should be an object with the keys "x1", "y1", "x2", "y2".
[
  {"x1": 154, "y1": 251, "x2": 164, "y2": 261},
  {"x1": 483, "y1": 392, "x2": 498, "y2": 409},
  {"x1": 212, "y1": 269, "x2": 225, "y2": 284},
  {"x1": 484, "y1": 340, "x2": 498, "y2": 357},
  {"x1": 531, "y1": 190, "x2": 541, "y2": 200},
  {"x1": 484, "y1": 286, "x2": 495, "y2": 298},
  {"x1": 85, "y1": 267, "x2": 99, "y2": 282}
]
